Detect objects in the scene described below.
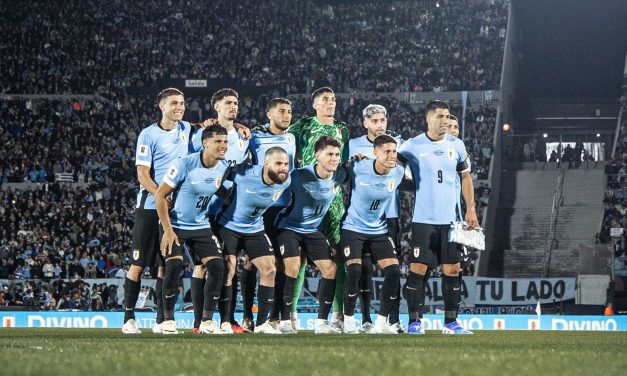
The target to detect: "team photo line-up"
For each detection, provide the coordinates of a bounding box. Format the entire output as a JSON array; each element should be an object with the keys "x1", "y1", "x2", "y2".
[{"x1": 121, "y1": 85, "x2": 479, "y2": 336}]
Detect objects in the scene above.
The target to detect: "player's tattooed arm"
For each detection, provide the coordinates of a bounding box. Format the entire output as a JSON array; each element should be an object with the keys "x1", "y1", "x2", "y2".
[{"x1": 200, "y1": 118, "x2": 251, "y2": 140}]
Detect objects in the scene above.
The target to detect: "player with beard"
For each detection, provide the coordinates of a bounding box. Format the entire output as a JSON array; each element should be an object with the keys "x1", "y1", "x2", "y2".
[
  {"x1": 288, "y1": 87, "x2": 349, "y2": 330},
  {"x1": 216, "y1": 148, "x2": 291, "y2": 333},
  {"x1": 398, "y1": 101, "x2": 478, "y2": 335},
  {"x1": 348, "y1": 104, "x2": 405, "y2": 333},
  {"x1": 244, "y1": 98, "x2": 296, "y2": 332}
]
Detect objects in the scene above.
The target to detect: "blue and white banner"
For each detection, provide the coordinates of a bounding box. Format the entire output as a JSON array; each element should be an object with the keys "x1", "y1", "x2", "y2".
[{"x1": 1, "y1": 312, "x2": 625, "y2": 331}]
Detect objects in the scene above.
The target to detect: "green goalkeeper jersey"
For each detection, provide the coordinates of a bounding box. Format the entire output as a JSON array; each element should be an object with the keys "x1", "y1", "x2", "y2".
[{"x1": 288, "y1": 116, "x2": 350, "y2": 166}]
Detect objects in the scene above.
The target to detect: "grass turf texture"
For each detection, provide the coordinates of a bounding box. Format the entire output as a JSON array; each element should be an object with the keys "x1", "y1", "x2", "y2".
[{"x1": 0, "y1": 329, "x2": 625, "y2": 375}]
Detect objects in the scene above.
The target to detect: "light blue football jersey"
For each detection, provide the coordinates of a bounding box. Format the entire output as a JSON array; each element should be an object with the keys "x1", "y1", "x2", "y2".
[
  {"x1": 206, "y1": 127, "x2": 250, "y2": 216},
  {"x1": 276, "y1": 165, "x2": 347, "y2": 233},
  {"x1": 248, "y1": 127, "x2": 296, "y2": 207},
  {"x1": 218, "y1": 164, "x2": 291, "y2": 233},
  {"x1": 135, "y1": 121, "x2": 192, "y2": 210},
  {"x1": 348, "y1": 133, "x2": 404, "y2": 219},
  {"x1": 398, "y1": 133, "x2": 470, "y2": 225},
  {"x1": 162, "y1": 153, "x2": 231, "y2": 230},
  {"x1": 341, "y1": 160, "x2": 405, "y2": 235}
]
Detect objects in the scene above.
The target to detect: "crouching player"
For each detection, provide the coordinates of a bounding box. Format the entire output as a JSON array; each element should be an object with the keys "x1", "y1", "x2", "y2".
[
  {"x1": 155, "y1": 125, "x2": 231, "y2": 334},
  {"x1": 275, "y1": 136, "x2": 347, "y2": 334},
  {"x1": 341, "y1": 135, "x2": 406, "y2": 334}
]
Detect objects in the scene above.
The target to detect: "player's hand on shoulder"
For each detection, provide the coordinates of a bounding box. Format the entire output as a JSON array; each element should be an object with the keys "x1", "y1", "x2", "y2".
[
  {"x1": 202, "y1": 118, "x2": 219, "y2": 127},
  {"x1": 351, "y1": 153, "x2": 368, "y2": 161},
  {"x1": 234, "y1": 123, "x2": 251, "y2": 140}
]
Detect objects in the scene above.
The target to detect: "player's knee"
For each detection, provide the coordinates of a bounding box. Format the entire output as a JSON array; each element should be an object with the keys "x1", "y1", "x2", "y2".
[
  {"x1": 204, "y1": 258, "x2": 225, "y2": 279},
  {"x1": 442, "y1": 263, "x2": 460, "y2": 276},
  {"x1": 410, "y1": 263, "x2": 428, "y2": 275},
  {"x1": 192, "y1": 265, "x2": 206, "y2": 279},
  {"x1": 127, "y1": 265, "x2": 144, "y2": 281},
  {"x1": 346, "y1": 263, "x2": 362, "y2": 282},
  {"x1": 157, "y1": 266, "x2": 165, "y2": 279},
  {"x1": 284, "y1": 260, "x2": 300, "y2": 278},
  {"x1": 319, "y1": 262, "x2": 336, "y2": 279},
  {"x1": 258, "y1": 262, "x2": 276, "y2": 279},
  {"x1": 225, "y1": 259, "x2": 237, "y2": 281},
  {"x1": 164, "y1": 258, "x2": 184, "y2": 283},
  {"x1": 383, "y1": 264, "x2": 401, "y2": 280}
]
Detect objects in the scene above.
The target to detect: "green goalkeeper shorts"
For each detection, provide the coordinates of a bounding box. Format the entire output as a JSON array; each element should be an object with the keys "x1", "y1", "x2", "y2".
[{"x1": 320, "y1": 192, "x2": 345, "y2": 246}]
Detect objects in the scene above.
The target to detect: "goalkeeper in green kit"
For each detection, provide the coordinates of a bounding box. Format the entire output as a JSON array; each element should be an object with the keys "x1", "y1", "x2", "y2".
[{"x1": 288, "y1": 87, "x2": 349, "y2": 330}]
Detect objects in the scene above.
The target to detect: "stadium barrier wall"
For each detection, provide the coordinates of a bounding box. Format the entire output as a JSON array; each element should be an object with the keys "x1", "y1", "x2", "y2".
[{"x1": 1, "y1": 312, "x2": 625, "y2": 331}]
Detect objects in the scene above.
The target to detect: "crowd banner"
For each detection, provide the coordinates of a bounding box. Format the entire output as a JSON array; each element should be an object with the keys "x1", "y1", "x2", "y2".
[{"x1": 1, "y1": 312, "x2": 625, "y2": 331}]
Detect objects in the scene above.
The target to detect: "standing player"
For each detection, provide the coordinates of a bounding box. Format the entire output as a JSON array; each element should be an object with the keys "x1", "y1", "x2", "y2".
[
  {"x1": 155, "y1": 125, "x2": 231, "y2": 334},
  {"x1": 275, "y1": 136, "x2": 347, "y2": 334},
  {"x1": 246, "y1": 98, "x2": 296, "y2": 331},
  {"x1": 348, "y1": 104, "x2": 405, "y2": 333},
  {"x1": 398, "y1": 101, "x2": 478, "y2": 335},
  {"x1": 122, "y1": 88, "x2": 193, "y2": 334},
  {"x1": 341, "y1": 135, "x2": 405, "y2": 334},
  {"x1": 217, "y1": 148, "x2": 291, "y2": 334},
  {"x1": 288, "y1": 87, "x2": 349, "y2": 329},
  {"x1": 189, "y1": 88, "x2": 250, "y2": 334}
]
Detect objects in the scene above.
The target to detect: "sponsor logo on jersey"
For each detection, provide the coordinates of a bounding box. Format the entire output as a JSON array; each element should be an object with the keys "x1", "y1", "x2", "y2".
[
  {"x1": 434, "y1": 150, "x2": 444, "y2": 156},
  {"x1": 413, "y1": 247, "x2": 420, "y2": 258}
]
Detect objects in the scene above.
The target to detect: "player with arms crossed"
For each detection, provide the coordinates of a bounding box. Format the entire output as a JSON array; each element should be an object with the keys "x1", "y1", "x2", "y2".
[
  {"x1": 341, "y1": 135, "x2": 406, "y2": 334},
  {"x1": 122, "y1": 88, "x2": 193, "y2": 334},
  {"x1": 155, "y1": 125, "x2": 231, "y2": 334},
  {"x1": 398, "y1": 101, "x2": 478, "y2": 335},
  {"x1": 288, "y1": 87, "x2": 349, "y2": 329},
  {"x1": 216, "y1": 148, "x2": 291, "y2": 334},
  {"x1": 275, "y1": 136, "x2": 347, "y2": 334}
]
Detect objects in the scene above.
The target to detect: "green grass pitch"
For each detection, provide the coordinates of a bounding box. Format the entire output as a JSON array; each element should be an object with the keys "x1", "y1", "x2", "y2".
[{"x1": 0, "y1": 329, "x2": 625, "y2": 375}]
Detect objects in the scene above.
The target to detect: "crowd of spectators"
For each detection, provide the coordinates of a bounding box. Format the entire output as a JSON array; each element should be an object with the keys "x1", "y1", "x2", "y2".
[
  {"x1": 599, "y1": 93, "x2": 627, "y2": 248},
  {"x1": 1, "y1": 0, "x2": 508, "y2": 95},
  {"x1": 0, "y1": 279, "x2": 120, "y2": 311}
]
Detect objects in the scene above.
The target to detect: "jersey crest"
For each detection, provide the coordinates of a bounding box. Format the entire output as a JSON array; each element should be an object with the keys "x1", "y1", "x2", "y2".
[
  {"x1": 215, "y1": 177, "x2": 223, "y2": 189},
  {"x1": 272, "y1": 191, "x2": 282, "y2": 201},
  {"x1": 387, "y1": 180, "x2": 395, "y2": 192}
]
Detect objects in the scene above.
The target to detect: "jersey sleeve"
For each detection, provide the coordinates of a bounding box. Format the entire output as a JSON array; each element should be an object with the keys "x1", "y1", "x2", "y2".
[
  {"x1": 163, "y1": 159, "x2": 186, "y2": 188},
  {"x1": 340, "y1": 124, "x2": 350, "y2": 163},
  {"x1": 397, "y1": 139, "x2": 412, "y2": 165},
  {"x1": 135, "y1": 130, "x2": 153, "y2": 167},
  {"x1": 455, "y1": 139, "x2": 471, "y2": 173}
]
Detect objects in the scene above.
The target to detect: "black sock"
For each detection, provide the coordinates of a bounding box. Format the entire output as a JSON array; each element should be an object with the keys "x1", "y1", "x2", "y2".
[
  {"x1": 163, "y1": 259, "x2": 183, "y2": 321},
  {"x1": 442, "y1": 274, "x2": 461, "y2": 324},
  {"x1": 155, "y1": 277, "x2": 164, "y2": 324},
  {"x1": 203, "y1": 258, "x2": 225, "y2": 321},
  {"x1": 389, "y1": 282, "x2": 401, "y2": 324},
  {"x1": 271, "y1": 270, "x2": 285, "y2": 320},
  {"x1": 359, "y1": 259, "x2": 373, "y2": 323},
  {"x1": 190, "y1": 277, "x2": 205, "y2": 328},
  {"x1": 241, "y1": 267, "x2": 257, "y2": 320},
  {"x1": 123, "y1": 277, "x2": 141, "y2": 322},
  {"x1": 404, "y1": 271, "x2": 425, "y2": 322},
  {"x1": 343, "y1": 263, "x2": 361, "y2": 316},
  {"x1": 256, "y1": 284, "x2": 275, "y2": 326},
  {"x1": 378, "y1": 265, "x2": 401, "y2": 317},
  {"x1": 219, "y1": 284, "x2": 233, "y2": 325},
  {"x1": 318, "y1": 277, "x2": 336, "y2": 320},
  {"x1": 282, "y1": 275, "x2": 296, "y2": 319},
  {"x1": 229, "y1": 273, "x2": 238, "y2": 324}
]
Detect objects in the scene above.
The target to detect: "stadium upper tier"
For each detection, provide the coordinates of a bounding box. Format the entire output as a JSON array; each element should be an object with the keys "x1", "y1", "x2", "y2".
[{"x1": 0, "y1": 0, "x2": 508, "y2": 94}]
